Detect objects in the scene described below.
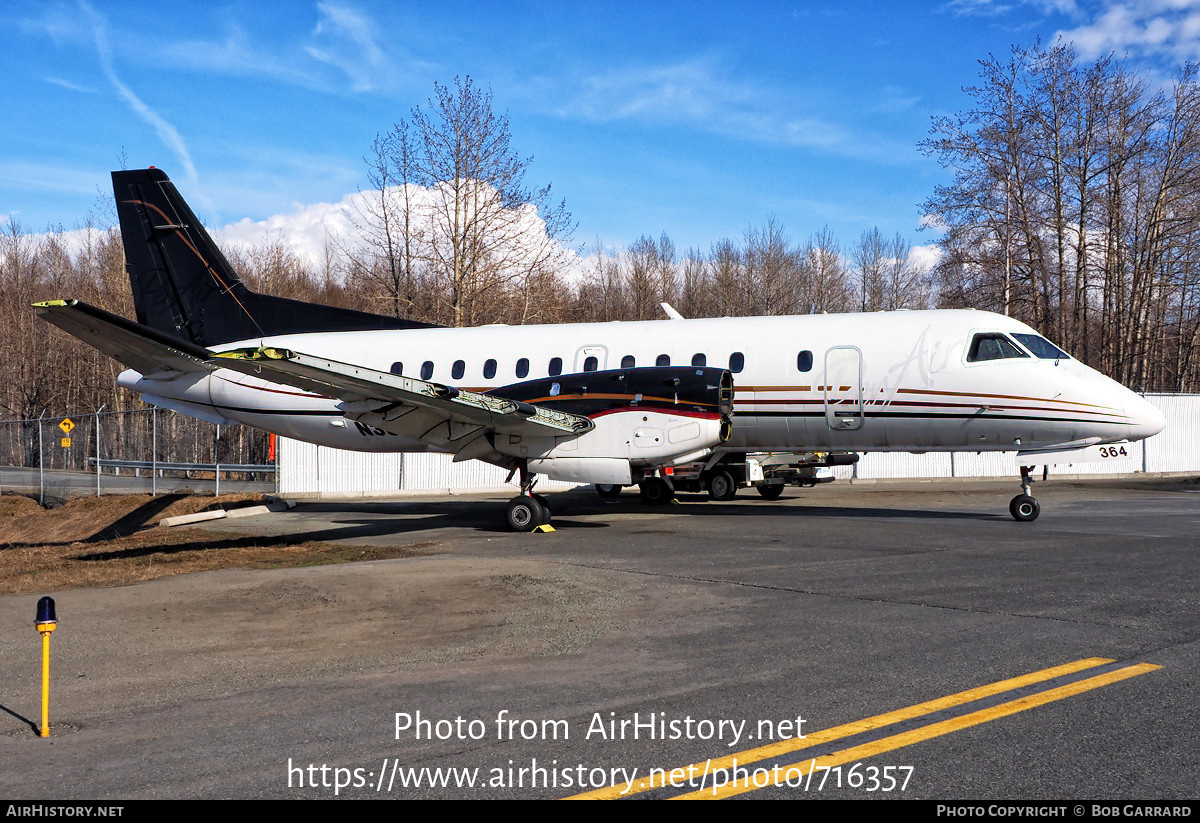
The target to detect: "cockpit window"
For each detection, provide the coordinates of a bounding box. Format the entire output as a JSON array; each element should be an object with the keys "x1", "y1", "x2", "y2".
[
  {"x1": 1012, "y1": 333, "x2": 1070, "y2": 360},
  {"x1": 967, "y1": 333, "x2": 1030, "y2": 363}
]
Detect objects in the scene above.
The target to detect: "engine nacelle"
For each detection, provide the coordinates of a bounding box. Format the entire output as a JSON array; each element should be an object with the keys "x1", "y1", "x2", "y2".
[{"x1": 489, "y1": 366, "x2": 734, "y2": 484}]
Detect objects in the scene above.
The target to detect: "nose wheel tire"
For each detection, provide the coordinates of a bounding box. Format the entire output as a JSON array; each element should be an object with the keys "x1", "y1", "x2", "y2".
[
  {"x1": 506, "y1": 496, "x2": 546, "y2": 531},
  {"x1": 595, "y1": 484, "x2": 623, "y2": 499},
  {"x1": 1009, "y1": 494, "x2": 1040, "y2": 522}
]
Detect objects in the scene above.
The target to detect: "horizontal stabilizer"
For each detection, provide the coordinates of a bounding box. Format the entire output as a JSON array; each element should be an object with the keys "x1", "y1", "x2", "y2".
[{"x1": 33, "y1": 299, "x2": 213, "y2": 376}]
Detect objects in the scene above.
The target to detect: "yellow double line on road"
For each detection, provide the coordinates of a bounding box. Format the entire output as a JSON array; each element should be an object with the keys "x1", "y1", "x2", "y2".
[{"x1": 566, "y1": 657, "x2": 1160, "y2": 800}]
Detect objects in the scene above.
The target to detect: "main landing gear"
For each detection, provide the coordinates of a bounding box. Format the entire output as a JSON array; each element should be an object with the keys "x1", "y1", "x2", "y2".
[
  {"x1": 639, "y1": 475, "x2": 676, "y2": 504},
  {"x1": 1009, "y1": 465, "x2": 1040, "y2": 522},
  {"x1": 505, "y1": 463, "x2": 553, "y2": 532}
]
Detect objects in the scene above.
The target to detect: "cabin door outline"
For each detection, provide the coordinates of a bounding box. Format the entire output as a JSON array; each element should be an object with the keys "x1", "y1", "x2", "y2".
[{"x1": 824, "y1": 346, "x2": 864, "y2": 431}]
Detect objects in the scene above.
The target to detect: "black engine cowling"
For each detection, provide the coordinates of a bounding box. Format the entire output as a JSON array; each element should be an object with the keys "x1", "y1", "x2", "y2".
[{"x1": 489, "y1": 365, "x2": 733, "y2": 437}]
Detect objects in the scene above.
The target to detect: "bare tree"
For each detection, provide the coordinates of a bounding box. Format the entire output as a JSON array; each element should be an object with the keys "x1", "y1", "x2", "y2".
[
  {"x1": 922, "y1": 42, "x2": 1200, "y2": 390},
  {"x1": 625, "y1": 235, "x2": 661, "y2": 320},
  {"x1": 801, "y1": 226, "x2": 852, "y2": 313},
  {"x1": 710, "y1": 237, "x2": 743, "y2": 317},
  {"x1": 855, "y1": 228, "x2": 929, "y2": 311},
  {"x1": 410, "y1": 76, "x2": 575, "y2": 326},
  {"x1": 343, "y1": 127, "x2": 427, "y2": 319},
  {"x1": 744, "y1": 217, "x2": 803, "y2": 315}
]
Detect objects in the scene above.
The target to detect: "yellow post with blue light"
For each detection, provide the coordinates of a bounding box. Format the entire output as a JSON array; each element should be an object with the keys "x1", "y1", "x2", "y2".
[{"x1": 35, "y1": 597, "x2": 56, "y2": 738}]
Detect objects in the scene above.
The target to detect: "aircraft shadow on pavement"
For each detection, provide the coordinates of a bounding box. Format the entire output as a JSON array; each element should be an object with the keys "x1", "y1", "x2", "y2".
[
  {"x1": 70, "y1": 493, "x2": 1006, "y2": 560},
  {"x1": 581, "y1": 493, "x2": 1004, "y2": 522}
]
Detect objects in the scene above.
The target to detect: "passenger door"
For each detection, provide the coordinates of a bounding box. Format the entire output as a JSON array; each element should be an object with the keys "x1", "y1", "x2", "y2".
[{"x1": 824, "y1": 346, "x2": 864, "y2": 431}]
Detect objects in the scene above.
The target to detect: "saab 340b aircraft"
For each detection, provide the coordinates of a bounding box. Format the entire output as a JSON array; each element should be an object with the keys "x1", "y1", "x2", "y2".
[{"x1": 36, "y1": 169, "x2": 1165, "y2": 530}]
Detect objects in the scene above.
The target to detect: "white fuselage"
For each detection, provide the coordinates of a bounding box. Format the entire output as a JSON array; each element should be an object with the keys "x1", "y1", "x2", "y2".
[{"x1": 119, "y1": 309, "x2": 1165, "y2": 459}]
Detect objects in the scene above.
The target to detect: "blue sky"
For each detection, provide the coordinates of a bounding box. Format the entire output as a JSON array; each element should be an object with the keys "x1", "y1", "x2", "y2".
[{"x1": 5, "y1": 1, "x2": 1200, "y2": 262}]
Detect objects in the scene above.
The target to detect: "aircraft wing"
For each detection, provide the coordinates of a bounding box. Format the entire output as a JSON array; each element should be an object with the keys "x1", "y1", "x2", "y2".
[
  {"x1": 34, "y1": 299, "x2": 214, "y2": 376},
  {"x1": 211, "y1": 346, "x2": 594, "y2": 442}
]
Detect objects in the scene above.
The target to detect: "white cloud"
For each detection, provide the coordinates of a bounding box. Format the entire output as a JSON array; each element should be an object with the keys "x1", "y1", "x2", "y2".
[
  {"x1": 214, "y1": 183, "x2": 580, "y2": 282},
  {"x1": 941, "y1": 0, "x2": 1078, "y2": 17},
  {"x1": 215, "y1": 193, "x2": 359, "y2": 267},
  {"x1": 42, "y1": 76, "x2": 96, "y2": 93},
  {"x1": 159, "y1": 23, "x2": 316, "y2": 88},
  {"x1": 304, "y1": 2, "x2": 394, "y2": 93},
  {"x1": 870, "y1": 85, "x2": 921, "y2": 114},
  {"x1": 942, "y1": 0, "x2": 1018, "y2": 17},
  {"x1": 1059, "y1": 0, "x2": 1200, "y2": 62},
  {"x1": 908, "y1": 243, "x2": 943, "y2": 274},
  {"x1": 80, "y1": 2, "x2": 199, "y2": 186},
  {"x1": 152, "y1": 6, "x2": 430, "y2": 96},
  {"x1": 560, "y1": 57, "x2": 905, "y2": 162},
  {"x1": 0, "y1": 163, "x2": 106, "y2": 199},
  {"x1": 563, "y1": 58, "x2": 750, "y2": 122},
  {"x1": 919, "y1": 213, "x2": 950, "y2": 232}
]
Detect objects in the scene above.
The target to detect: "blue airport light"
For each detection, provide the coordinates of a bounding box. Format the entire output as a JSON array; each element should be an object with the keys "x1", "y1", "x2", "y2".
[{"x1": 36, "y1": 597, "x2": 56, "y2": 625}]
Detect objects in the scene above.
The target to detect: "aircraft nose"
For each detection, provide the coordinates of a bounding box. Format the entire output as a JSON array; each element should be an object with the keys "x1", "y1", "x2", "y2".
[{"x1": 1126, "y1": 392, "x2": 1166, "y2": 440}]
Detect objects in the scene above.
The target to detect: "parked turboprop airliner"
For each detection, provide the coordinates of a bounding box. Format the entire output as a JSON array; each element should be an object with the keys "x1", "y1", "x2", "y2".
[{"x1": 36, "y1": 169, "x2": 1165, "y2": 529}]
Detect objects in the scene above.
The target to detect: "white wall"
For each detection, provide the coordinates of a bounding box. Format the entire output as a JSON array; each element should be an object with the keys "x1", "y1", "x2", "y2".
[
  {"x1": 279, "y1": 394, "x2": 1194, "y2": 496},
  {"x1": 278, "y1": 442, "x2": 579, "y2": 496}
]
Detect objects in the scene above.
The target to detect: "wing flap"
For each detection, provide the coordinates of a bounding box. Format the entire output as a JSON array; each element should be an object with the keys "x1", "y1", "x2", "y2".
[{"x1": 212, "y1": 347, "x2": 594, "y2": 438}]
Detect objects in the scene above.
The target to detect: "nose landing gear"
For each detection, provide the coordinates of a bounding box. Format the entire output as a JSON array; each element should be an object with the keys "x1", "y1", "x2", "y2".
[{"x1": 1009, "y1": 465, "x2": 1040, "y2": 522}]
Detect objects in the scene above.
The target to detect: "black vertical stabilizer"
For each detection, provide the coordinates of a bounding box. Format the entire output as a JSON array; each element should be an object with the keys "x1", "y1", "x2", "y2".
[{"x1": 113, "y1": 168, "x2": 437, "y2": 347}]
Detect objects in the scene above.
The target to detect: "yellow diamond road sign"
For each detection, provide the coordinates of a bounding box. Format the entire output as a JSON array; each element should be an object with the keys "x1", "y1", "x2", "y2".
[{"x1": 58, "y1": 418, "x2": 74, "y2": 435}]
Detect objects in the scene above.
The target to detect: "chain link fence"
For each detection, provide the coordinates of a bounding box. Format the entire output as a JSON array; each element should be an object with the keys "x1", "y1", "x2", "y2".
[{"x1": 0, "y1": 408, "x2": 275, "y2": 505}]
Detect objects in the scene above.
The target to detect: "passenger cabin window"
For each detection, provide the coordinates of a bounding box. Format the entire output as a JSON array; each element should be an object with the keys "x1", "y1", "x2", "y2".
[
  {"x1": 729, "y1": 352, "x2": 744, "y2": 373},
  {"x1": 1011, "y1": 333, "x2": 1070, "y2": 360},
  {"x1": 583, "y1": 356, "x2": 598, "y2": 372},
  {"x1": 451, "y1": 360, "x2": 465, "y2": 380},
  {"x1": 797, "y1": 350, "x2": 813, "y2": 372},
  {"x1": 516, "y1": 358, "x2": 529, "y2": 378},
  {"x1": 548, "y1": 357, "x2": 562, "y2": 376},
  {"x1": 691, "y1": 353, "x2": 706, "y2": 367},
  {"x1": 390, "y1": 362, "x2": 403, "y2": 375},
  {"x1": 421, "y1": 361, "x2": 434, "y2": 380},
  {"x1": 483, "y1": 359, "x2": 497, "y2": 379},
  {"x1": 656, "y1": 354, "x2": 671, "y2": 367},
  {"x1": 621, "y1": 355, "x2": 636, "y2": 368},
  {"x1": 967, "y1": 333, "x2": 1030, "y2": 363}
]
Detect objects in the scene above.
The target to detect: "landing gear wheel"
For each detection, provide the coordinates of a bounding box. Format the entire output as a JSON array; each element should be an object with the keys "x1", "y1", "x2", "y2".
[
  {"x1": 506, "y1": 496, "x2": 544, "y2": 532},
  {"x1": 595, "y1": 484, "x2": 622, "y2": 499},
  {"x1": 1009, "y1": 494, "x2": 1040, "y2": 522},
  {"x1": 756, "y1": 483, "x2": 785, "y2": 500},
  {"x1": 639, "y1": 477, "x2": 674, "y2": 505},
  {"x1": 532, "y1": 493, "x2": 552, "y2": 525},
  {"x1": 707, "y1": 470, "x2": 737, "y2": 501}
]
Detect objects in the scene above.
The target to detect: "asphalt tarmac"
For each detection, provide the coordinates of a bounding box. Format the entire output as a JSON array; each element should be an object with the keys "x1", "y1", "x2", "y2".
[{"x1": 1, "y1": 476, "x2": 1196, "y2": 800}]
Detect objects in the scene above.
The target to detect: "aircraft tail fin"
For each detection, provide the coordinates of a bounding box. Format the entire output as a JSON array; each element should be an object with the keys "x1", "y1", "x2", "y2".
[{"x1": 112, "y1": 168, "x2": 437, "y2": 347}]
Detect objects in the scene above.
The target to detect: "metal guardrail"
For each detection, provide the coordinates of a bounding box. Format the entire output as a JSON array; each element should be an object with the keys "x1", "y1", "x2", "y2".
[{"x1": 87, "y1": 458, "x2": 275, "y2": 475}]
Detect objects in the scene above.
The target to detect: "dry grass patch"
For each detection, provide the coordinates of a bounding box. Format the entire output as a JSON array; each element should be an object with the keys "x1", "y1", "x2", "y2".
[{"x1": 0, "y1": 493, "x2": 438, "y2": 593}]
